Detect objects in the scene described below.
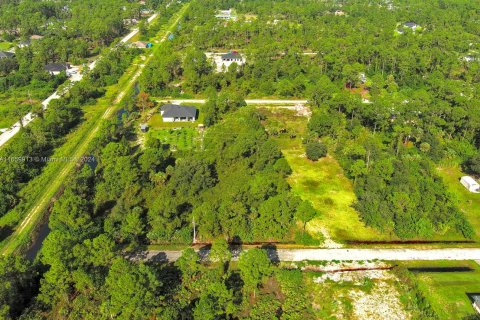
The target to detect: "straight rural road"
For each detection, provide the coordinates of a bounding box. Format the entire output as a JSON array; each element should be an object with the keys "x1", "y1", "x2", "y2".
[
  {"x1": 134, "y1": 248, "x2": 480, "y2": 263},
  {"x1": 0, "y1": 5, "x2": 190, "y2": 256},
  {"x1": 156, "y1": 99, "x2": 309, "y2": 105},
  {"x1": 0, "y1": 14, "x2": 158, "y2": 149}
]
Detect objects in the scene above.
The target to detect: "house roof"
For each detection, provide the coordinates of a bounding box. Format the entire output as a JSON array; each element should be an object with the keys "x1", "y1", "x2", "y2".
[
  {"x1": 0, "y1": 51, "x2": 14, "y2": 59},
  {"x1": 132, "y1": 41, "x2": 147, "y2": 48},
  {"x1": 404, "y1": 22, "x2": 418, "y2": 28},
  {"x1": 44, "y1": 63, "x2": 69, "y2": 72},
  {"x1": 18, "y1": 40, "x2": 31, "y2": 46},
  {"x1": 161, "y1": 104, "x2": 197, "y2": 118},
  {"x1": 221, "y1": 52, "x2": 241, "y2": 60}
]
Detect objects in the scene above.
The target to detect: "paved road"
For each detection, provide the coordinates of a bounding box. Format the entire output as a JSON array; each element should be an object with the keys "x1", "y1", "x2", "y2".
[
  {"x1": 133, "y1": 248, "x2": 480, "y2": 263},
  {"x1": 0, "y1": 14, "x2": 158, "y2": 149},
  {"x1": 156, "y1": 99, "x2": 309, "y2": 105}
]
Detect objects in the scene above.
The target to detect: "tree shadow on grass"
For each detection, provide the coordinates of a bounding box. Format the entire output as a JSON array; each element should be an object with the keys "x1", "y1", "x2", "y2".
[
  {"x1": 408, "y1": 267, "x2": 474, "y2": 273},
  {"x1": 0, "y1": 225, "x2": 13, "y2": 242}
]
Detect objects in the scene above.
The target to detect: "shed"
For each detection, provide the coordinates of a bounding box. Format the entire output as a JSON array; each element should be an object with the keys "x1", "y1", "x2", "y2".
[
  {"x1": 160, "y1": 104, "x2": 197, "y2": 122},
  {"x1": 140, "y1": 123, "x2": 149, "y2": 132},
  {"x1": 460, "y1": 176, "x2": 480, "y2": 193}
]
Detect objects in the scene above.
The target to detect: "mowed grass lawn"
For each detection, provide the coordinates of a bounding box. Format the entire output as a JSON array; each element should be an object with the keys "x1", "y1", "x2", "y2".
[
  {"x1": 148, "y1": 127, "x2": 200, "y2": 151},
  {"x1": 400, "y1": 260, "x2": 480, "y2": 319},
  {"x1": 438, "y1": 165, "x2": 480, "y2": 241},
  {"x1": 258, "y1": 107, "x2": 389, "y2": 243}
]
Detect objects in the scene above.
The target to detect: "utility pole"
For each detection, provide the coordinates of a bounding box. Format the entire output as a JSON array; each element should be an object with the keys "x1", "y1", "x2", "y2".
[{"x1": 192, "y1": 215, "x2": 197, "y2": 244}]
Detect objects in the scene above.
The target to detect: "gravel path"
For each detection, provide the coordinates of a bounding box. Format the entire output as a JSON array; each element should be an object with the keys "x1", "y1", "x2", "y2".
[
  {"x1": 131, "y1": 248, "x2": 480, "y2": 263},
  {"x1": 155, "y1": 99, "x2": 309, "y2": 105}
]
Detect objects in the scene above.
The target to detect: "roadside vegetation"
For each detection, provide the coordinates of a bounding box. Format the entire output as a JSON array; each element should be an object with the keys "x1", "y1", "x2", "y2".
[
  {"x1": 259, "y1": 107, "x2": 388, "y2": 243},
  {"x1": 398, "y1": 260, "x2": 480, "y2": 319},
  {"x1": 0, "y1": 0, "x2": 189, "y2": 255}
]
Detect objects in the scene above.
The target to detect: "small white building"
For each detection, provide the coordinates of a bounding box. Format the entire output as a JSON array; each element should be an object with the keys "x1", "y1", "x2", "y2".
[
  {"x1": 215, "y1": 9, "x2": 237, "y2": 21},
  {"x1": 472, "y1": 295, "x2": 480, "y2": 314},
  {"x1": 460, "y1": 176, "x2": 480, "y2": 193},
  {"x1": 463, "y1": 55, "x2": 477, "y2": 62}
]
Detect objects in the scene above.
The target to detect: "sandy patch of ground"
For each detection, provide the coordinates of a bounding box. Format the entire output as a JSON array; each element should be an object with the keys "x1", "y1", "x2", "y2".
[
  {"x1": 319, "y1": 227, "x2": 343, "y2": 248},
  {"x1": 349, "y1": 281, "x2": 410, "y2": 320},
  {"x1": 314, "y1": 268, "x2": 393, "y2": 284},
  {"x1": 310, "y1": 261, "x2": 411, "y2": 320}
]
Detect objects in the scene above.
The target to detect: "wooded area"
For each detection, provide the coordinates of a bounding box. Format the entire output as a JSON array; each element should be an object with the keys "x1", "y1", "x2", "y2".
[{"x1": 0, "y1": 0, "x2": 479, "y2": 318}]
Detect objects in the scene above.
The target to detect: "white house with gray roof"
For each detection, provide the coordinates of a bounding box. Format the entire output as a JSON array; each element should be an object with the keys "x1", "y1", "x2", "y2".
[
  {"x1": 160, "y1": 104, "x2": 197, "y2": 122},
  {"x1": 0, "y1": 51, "x2": 14, "y2": 59},
  {"x1": 206, "y1": 51, "x2": 245, "y2": 72}
]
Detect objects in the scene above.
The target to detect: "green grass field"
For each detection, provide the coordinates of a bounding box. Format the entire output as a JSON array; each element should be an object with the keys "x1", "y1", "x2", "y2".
[
  {"x1": 400, "y1": 260, "x2": 480, "y2": 319},
  {"x1": 0, "y1": 42, "x2": 12, "y2": 50},
  {"x1": 438, "y1": 165, "x2": 480, "y2": 241},
  {"x1": 258, "y1": 108, "x2": 389, "y2": 243},
  {"x1": 148, "y1": 127, "x2": 200, "y2": 151}
]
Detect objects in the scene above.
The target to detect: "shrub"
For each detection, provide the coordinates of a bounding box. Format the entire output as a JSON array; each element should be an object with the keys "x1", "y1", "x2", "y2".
[
  {"x1": 463, "y1": 153, "x2": 480, "y2": 176},
  {"x1": 305, "y1": 141, "x2": 327, "y2": 161}
]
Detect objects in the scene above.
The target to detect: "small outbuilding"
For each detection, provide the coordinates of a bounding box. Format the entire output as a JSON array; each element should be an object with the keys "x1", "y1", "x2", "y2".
[
  {"x1": 160, "y1": 104, "x2": 197, "y2": 122},
  {"x1": 460, "y1": 176, "x2": 480, "y2": 193},
  {"x1": 140, "y1": 124, "x2": 149, "y2": 132},
  {"x1": 215, "y1": 9, "x2": 236, "y2": 21},
  {"x1": 463, "y1": 55, "x2": 477, "y2": 62}
]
